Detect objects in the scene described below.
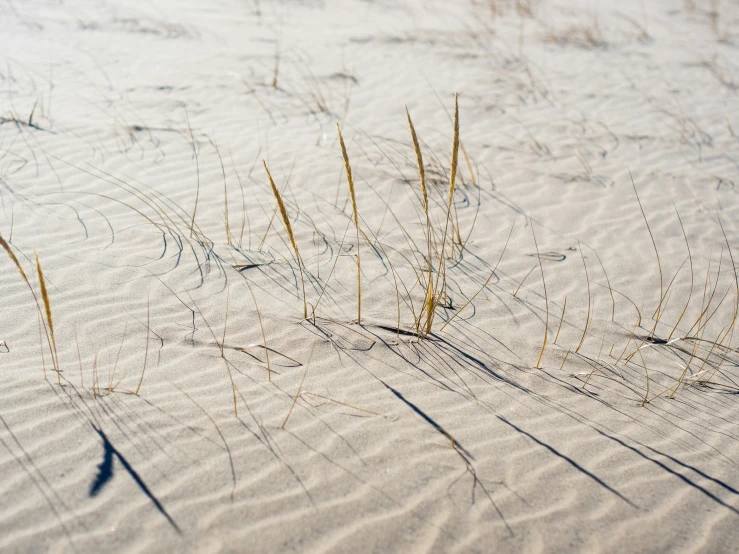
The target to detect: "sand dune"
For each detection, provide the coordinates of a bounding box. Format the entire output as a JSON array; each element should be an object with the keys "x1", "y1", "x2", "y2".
[{"x1": 1, "y1": 0, "x2": 738, "y2": 552}]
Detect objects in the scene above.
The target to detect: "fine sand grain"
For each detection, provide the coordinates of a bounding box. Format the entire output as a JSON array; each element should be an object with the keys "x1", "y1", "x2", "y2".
[{"x1": 1, "y1": 0, "x2": 739, "y2": 552}]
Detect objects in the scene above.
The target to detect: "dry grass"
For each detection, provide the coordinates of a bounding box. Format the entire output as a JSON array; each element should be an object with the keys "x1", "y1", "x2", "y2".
[
  {"x1": 405, "y1": 106, "x2": 434, "y2": 336},
  {"x1": 9, "y1": 94, "x2": 739, "y2": 435},
  {"x1": 424, "y1": 94, "x2": 460, "y2": 336},
  {"x1": 2, "y1": 234, "x2": 59, "y2": 380},
  {"x1": 574, "y1": 244, "x2": 592, "y2": 354},
  {"x1": 532, "y1": 224, "x2": 548, "y2": 369},
  {"x1": 264, "y1": 160, "x2": 308, "y2": 319},
  {"x1": 337, "y1": 123, "x2": 362, "y2": 324},
  {"x1": 35, "y1": 253, "x2": 58, "y2": 380}
]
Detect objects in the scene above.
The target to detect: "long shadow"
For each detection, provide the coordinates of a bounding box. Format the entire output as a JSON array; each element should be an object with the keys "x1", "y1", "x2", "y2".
[
  {"x1": 596, "y1": 425, "x2": 739, "y2": 514},
  {"x1": 342, "y1": 327, "x2": 645, "y2": 514},
  {"x1": 513, "y1": 370, "x2": 739, "y2": 515},
  {"x1": 383, "y1": 383, "x2": 474, "y2": 461},
  {"x1": 372, "y1": 378, "x2": 511, "y2": 533},
  {"x1": 90, "y1": 427, "x2": 181, "y2": 534},
  {"x1": 494, "y1": 414, "x2": 638, "y2": 508}
]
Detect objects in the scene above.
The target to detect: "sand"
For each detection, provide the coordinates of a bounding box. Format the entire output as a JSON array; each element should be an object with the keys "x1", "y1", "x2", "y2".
[{"x1": 1, "y1": 0, "x2": 738, "y2": 552}]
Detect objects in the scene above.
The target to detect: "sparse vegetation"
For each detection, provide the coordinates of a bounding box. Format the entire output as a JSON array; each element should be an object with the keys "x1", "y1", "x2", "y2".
[{"x1": 3, "y1": 2, "x2": 739, "y2": 551}]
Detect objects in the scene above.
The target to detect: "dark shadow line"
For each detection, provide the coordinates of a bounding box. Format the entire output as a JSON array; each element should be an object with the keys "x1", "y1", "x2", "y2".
[
  {"x1": 93, "y1": 427, "x2": 182, "y2": 534},
  {"x1": 495, "y1": 415, "x2": 638, "y2": 508}
]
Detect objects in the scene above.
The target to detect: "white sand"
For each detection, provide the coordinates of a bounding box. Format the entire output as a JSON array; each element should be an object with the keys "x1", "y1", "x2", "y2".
[{"x1": 1, "y1": 0, "x2": 739, "y2": 552}]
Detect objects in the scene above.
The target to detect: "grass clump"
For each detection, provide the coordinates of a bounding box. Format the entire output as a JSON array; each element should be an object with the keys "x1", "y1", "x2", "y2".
[{"x1": 405, "y1": 94, "x2": 460, "y2": 337}]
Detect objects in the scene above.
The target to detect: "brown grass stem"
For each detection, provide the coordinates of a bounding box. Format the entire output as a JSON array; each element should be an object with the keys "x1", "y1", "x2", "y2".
[
  {"x1": 35, "y1": 253, "x2": 58, "y2": 377},
  {"x1": 575, "y1": 244, "x2": 592, "y2": 353},
  {"x1": 533, "y1": 223, "x2": 549, "y2": 368},
  {"x1": 263, "y1": 160, "x2": 307, "y2": 319},
  {"x1": 426, "y1": 94, "x2": 459, "y2": 335},
  {"x1": 337, "y1": 124, "x2": 362, "y2": 324}
]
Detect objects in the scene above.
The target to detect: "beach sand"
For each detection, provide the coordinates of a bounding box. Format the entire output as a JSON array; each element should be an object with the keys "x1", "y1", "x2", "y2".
[{"x1": 1, "y1": 0, "x2": 738, "y2": 552}]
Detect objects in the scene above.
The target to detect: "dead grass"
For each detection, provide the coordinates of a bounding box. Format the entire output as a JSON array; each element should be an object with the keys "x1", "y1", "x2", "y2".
[
  {"x1": 337, "y1": 124, "x2": 362, "y2": 324},
  {"x1": 264, "y1": 160, "x2": 308, "y2": 319},
  {"x1": 424, "y1": 94, "x2": 460, "y2": 336},
  {"x1": 9, "y1": 95, "x2": 738, "y2": 433}
]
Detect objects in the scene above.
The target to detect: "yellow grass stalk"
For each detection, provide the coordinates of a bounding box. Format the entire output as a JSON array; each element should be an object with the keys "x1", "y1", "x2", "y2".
[
  {"x1": 2, "y1": 236, "x2": 58, "y2": 377},
  {"x1": 35, "y1": 253, "x2": 58, "y2": 377},
  {"x1": 263, "y1": 160, "x2": 307, "y2": 319},
  {"x1": 533, "y1": 224, "x2": 549, "y2": 368},
  {"x1": 405, "y1": 107, "x2": 428, "y2": 213},
  {"x1": 513, "y1": 263, "x2": 539, "y2": 297},
  {"x1": 575, "y1": 244, "x2": 592, "y2": 353},
  {"x1": 336, "y1": 123, "x2": 362, "y2": 324},
  {"x1": 405, "y1": 106, "x2": 433, "y2": 334},
  {"x1": 559, "y1": 348, "x2": 571, "y2": 370},
  {"x1": 426, "y1": 94, "x2": 459, "y2": 336},
  {"x1": 0, "y1": 235, "x2": 29, "y2": 285}
]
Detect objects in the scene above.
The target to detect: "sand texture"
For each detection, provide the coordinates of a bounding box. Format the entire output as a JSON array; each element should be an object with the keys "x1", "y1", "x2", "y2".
[{"x1": 1, "y1": 0, "x2": 739, "y2": 552}]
